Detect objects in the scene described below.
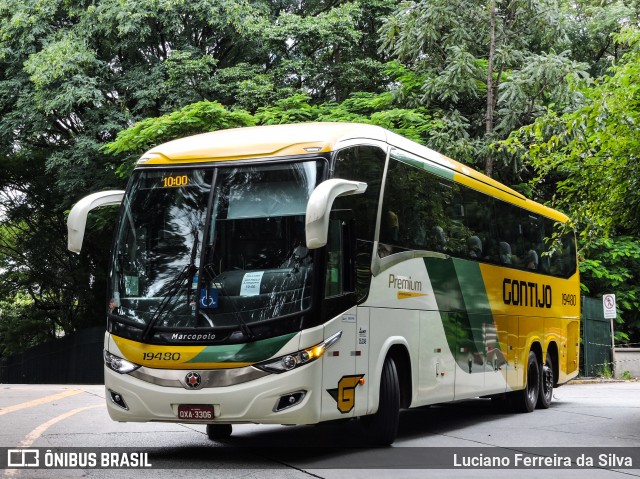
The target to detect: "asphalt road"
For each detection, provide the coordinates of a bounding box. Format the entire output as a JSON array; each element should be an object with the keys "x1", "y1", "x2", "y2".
[{"x1": 1, "y1": 381, "x2": 639, "y2": 478}]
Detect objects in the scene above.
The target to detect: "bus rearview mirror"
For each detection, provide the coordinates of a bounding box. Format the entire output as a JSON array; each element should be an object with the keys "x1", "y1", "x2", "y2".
[
  {"x1": 67, "y1": 190, "x2": 125, "y2": 253},
  {"x1": 305, "y1": 179, "x2": 366, "y2": 249}
]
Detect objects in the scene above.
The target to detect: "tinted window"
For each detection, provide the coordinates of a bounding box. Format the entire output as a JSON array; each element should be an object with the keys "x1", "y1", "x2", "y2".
[
  {"x1": 377, "y1": 151, "x2": 576, "y2": 278},
  {"x1": 332, "y1": 145, "x2": 387, "y2": 301}
]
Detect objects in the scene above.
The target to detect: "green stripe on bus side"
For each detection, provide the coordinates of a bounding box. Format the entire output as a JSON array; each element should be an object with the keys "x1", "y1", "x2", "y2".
[
  {"x1": 423, "y1": 257, "x2": 466, "y2": 312},
  {"x1": 453, "y1": 260, "x2": 495, "y2": 349},
  {"x1": 186, "y1": 332, "x2": 297, "y2": 364},
  {"x1": 424, "y1": 257, "x2": 500, "y2": 372}
]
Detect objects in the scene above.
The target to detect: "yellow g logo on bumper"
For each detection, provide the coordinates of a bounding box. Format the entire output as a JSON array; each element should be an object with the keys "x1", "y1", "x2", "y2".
[{"x1": 327, "y1": 375, "x2": 365, "y2": 413}]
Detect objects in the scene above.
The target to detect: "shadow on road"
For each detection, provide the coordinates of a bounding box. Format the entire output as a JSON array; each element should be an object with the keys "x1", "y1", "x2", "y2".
[{"x1": 147, "y1": 397, "x2": 543, "y2": 469}]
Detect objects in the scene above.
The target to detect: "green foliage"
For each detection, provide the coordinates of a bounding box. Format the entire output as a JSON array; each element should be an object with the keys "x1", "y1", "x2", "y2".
[
  {"x1": 579, "y1": 236, "x2": 640, "y2": 343},
  {"x1": 0, "y1": 292, "x2": 52, "y2": 357},
  {"x1": 597, "y1": 362, "x2": 613, "y2": 379},
  {"x1": 503, "y1": 28, "x2": 640, "y2": 239},
  {"x1": 566, "y1": 0, "x2": 637, "y2": 77},
  {"x1": 499, "y1": 29, "x2": 640, "y2": 344},
  {"x1": 105, "y1": 102, "x2": 255, "y2": 177},
  {"x1": 0, "y1": 0, "x2": 393, "y2": 356},
  {"x1": 107, "y1": 88, "x2": 455, "y2": 172},
  {"x1": 2, "y1": 0, "x2": 640, "y2": 357},
  {"x1": 378, "y1": 0, "x2": 600, "y2": 181},
  {"x1": 621, "y1": 370, "x2": 632, "y2": 380}
]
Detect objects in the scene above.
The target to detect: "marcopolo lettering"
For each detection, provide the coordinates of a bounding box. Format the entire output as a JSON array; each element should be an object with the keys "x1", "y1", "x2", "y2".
[
  {"x1": 502, "y1": 278, "x2": 552, "y2": 308},
  {"x1": 171, "y1": 333, "x2": 216, "y2": 341}
]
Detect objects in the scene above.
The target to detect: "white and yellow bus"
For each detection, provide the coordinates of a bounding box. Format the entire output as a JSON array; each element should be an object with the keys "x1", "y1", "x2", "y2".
[{"x1": 68, "y1": 122, "x2": 580, "y2": 445}]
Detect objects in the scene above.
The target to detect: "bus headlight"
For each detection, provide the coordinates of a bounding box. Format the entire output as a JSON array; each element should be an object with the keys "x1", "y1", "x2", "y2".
[
  {"x1": 254, "y1": 331, "x2": 342, "y2": 374},
  {"x1": 104, "y1": 350, "x2": 140, "y2": 374}
]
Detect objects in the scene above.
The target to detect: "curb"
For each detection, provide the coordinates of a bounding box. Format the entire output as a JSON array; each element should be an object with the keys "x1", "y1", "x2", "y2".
[{"x1": 567, "y1": 378, "x2": 638, "y2": 384}]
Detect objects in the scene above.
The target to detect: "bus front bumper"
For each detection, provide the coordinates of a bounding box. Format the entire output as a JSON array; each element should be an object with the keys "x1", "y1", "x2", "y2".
[{"x1": 104, "y1": 360, "x2": 323, "y2": 425}]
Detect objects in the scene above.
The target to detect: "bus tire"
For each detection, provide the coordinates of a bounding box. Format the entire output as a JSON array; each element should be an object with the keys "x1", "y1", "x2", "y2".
[
  {"x1": 363, "y1": 355, "x2": 400, "y2": 446},
  {"x1": 511, "y1": 351, "x2": 539, "y2": 413},
  {"x1": 536, "y1": 354, "x2": 553, "y2": 409},
  {"x1": 207, "y1": 423, "x2": 232, "y2": 440}
]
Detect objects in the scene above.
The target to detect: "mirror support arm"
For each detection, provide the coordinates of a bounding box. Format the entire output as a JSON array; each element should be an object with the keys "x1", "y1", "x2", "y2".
[
  {"x1": 67, "y1": 190, "x2": 125, "y2": 253},
  {"x1": 305, "y1": 179, "x2": 367, "y2": 249}
]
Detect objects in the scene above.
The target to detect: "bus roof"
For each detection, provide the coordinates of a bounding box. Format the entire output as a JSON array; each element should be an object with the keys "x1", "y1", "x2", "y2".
[
  {"x1": 138, "y1": 122, "x2": 568, "y2": 223},
  {"x1": 138, "y1": 122, "x2": 384, "y2": 165}
]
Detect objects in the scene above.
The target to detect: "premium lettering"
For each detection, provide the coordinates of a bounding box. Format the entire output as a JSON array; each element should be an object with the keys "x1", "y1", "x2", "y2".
[
  {"x1": 388, "y1": 274, "x2": 422, "y2": 292},
  {"x1": 502, "y1": 278, "x2": 552, "y2": 308}
]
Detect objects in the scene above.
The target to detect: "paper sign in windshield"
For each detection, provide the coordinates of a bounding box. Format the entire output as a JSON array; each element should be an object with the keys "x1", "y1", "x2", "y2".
[{"x1": 240, "y1": 271, "x2": 264, "y2": 297}]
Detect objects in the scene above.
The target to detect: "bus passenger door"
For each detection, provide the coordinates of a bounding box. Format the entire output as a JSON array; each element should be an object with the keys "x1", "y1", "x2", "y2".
[{"x1": 320, "y1": 216, "x2": 361, "y2": 421}]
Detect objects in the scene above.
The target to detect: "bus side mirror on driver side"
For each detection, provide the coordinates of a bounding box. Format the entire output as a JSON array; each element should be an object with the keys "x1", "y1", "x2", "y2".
[
  {"x1": 67, "y1": 190, "x2": 125, "y2": 253},
  {"x1": 305, "y1": 179, "x2": 366, "y2": 250}
]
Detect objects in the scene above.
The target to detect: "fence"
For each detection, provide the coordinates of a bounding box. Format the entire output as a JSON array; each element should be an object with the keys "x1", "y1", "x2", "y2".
[
  {"x1": 0, "y1": 326, "x2": 104, "y2": 384},
  {"x1": 580, "y1": 296, "x2": 614, "y2": 377}
]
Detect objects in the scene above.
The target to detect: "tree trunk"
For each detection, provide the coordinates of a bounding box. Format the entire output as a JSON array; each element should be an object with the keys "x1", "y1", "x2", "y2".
[{"x1": 485, "y1": 0, "x2": 497, "y2": 178}]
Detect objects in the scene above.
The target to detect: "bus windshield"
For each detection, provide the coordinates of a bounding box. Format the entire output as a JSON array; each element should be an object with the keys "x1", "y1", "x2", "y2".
[{"x1": 109, "y1": 161, "x2": 321, "y2": 339}]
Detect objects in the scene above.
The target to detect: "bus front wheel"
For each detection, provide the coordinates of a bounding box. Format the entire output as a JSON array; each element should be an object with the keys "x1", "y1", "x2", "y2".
[
  {"x1": 510, "y1": 351, "x2": 539, "y2": 413},
  {"x1": 362, "y1": 355, "x2": 400, "y2": 446},
  {"x1": 207, "y1": 423, "x2": 232, "y2": 441}
]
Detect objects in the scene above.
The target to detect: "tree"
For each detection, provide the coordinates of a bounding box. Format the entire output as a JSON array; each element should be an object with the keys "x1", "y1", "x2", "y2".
[
  {"x1": 378, "y1": 0, "x2": 590, "y2": 181},
  {"x1": 502, "y1": 28, "x2": 640, "y2": 344},
  {"x1": 565, "y1": 0, "x2": 638, "y2": 77},
  {"x1": 504, "y1": 28, "x2": 640, "y2": 240},
  {"x1": 579, "y1": 236, "x2": 640, "y2": 342},
  {"x1": 1, "y1": 0, "x2": 639, "y2": 354},
  {"x1": 105, "y1": 88, "x2": 442, "y2": 172},
  {"x1": 0, "y1": 0, "x2": 396, "y2": 354}
]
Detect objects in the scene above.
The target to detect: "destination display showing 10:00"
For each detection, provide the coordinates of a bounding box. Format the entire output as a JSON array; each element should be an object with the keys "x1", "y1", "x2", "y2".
[{"x1": 162, "y1": 175, "x2": 189, "y2": 188}]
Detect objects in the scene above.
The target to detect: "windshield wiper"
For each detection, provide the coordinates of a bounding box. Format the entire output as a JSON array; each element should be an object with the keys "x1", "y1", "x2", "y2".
[
  {"x1": 142, "y1": 231, "x2": 199, "y2": 340},
  {"x1": 141, "y1": 264, "x2": 194, "y2": 340}
]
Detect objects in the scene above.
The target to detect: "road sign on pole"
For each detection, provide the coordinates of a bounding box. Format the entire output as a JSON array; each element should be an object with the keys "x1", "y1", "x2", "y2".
[{"x1": 603, "y1": 294, "x2": 617, "y2": 319}]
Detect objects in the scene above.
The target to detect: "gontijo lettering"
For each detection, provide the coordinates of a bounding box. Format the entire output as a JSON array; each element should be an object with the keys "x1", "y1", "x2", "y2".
[{"x1": 503, "y1": 278, "x2": 552, "y2": 308}]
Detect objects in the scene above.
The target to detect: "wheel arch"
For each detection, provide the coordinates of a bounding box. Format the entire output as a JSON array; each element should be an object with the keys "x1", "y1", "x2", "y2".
[
  {"x1": 368, "y1": 337, "x2": 413, "y2": 413},
  {"x1": 529, "y1": 341, "x2": 543, "y2": 364},
  {"x1": 387, "y1": 344, "x2": 412, "y2": 409},
  {"x1": 527, "y1": 340, "x2": 543, "y2": 386}
]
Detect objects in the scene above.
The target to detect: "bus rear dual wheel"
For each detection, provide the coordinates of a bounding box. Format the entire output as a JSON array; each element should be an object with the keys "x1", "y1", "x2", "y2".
[{"x1": 510, "y1": 351, "x2": 553, "y2": 412}]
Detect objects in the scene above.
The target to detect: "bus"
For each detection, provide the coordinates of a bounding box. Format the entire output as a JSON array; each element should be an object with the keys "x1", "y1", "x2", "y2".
[{"x1": 67, "y1": 122, "x2": 580, "y2": 445}]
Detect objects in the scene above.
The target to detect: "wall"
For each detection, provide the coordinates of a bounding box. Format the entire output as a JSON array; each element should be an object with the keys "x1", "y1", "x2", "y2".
[{"x1": 614, "y1": 348, "x2": 640, "y2": 379}]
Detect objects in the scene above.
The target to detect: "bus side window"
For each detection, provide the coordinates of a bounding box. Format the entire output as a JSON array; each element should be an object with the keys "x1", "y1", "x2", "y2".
[
  {"x1": 325, "y1": 219, "x2": 344, "y2": 297},
  {"x1": 462, "y1": 188, "x2": 495, "y2": 261},
  {"x1": 496, "y1": 202, "x2": 523, "y2": 266},
  {"x1": 332, "y1": 145, "x2": 386, "y2": 302},
  {"x1": 546, "y1": 221, "x2": 577, "y2": 278}
]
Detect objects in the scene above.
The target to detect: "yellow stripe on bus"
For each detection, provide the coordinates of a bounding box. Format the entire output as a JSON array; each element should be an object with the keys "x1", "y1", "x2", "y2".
[
  {"x1": 112, "y1": 336, "x2": 205, "y2": 368},
  {"x1": 111, "y1": 336, "x2": 256, "y2": 369}
]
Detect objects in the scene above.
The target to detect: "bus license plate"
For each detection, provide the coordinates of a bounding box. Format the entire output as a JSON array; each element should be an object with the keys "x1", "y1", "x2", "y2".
[{"x1": 177, "y1": 404, "x2": 214, "y2": 420}]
